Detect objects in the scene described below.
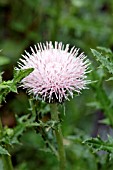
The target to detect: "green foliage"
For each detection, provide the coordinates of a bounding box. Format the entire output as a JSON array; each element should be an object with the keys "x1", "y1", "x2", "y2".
[
  {"x1": 91, "y1": 47, "x2": 113, "y2": 75},
  {"x1": 0, "y1": 115, "x2": 39, "y2": 147},
  {"x1": 13, "y1": 68, "x2": 34, "y2": 84},
  {"x1": 0, "y1": 99, "x2": 60, "y2": 160},
  {"x1": 84, "y1": 135, "x2": 113, "y2": 157},
  {"x1": 90, "y1": 48, "x2": 113, "y2": 126},
  {"x1": 0, "y1": 146, "x2": 9, "y2": 155},
  {"x1": 0, "y1": 68, "x2": 33, "y2": 103}
]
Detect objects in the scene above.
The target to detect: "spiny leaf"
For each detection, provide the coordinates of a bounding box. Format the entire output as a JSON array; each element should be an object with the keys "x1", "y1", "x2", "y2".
[
  {"x1": 0, "y1": 146, "x2": 10, "y2": 155},
  {"x1": 91, "y1": 48, "x2": 113, "y2": 74},
  {"x1": 99, "y1": 118, "x2": 110, "y2": 125},
  {"x1": 97, "y1": 46, "x2": 112, "y2": 54},
  {"x1": 0, "y1": 80, "x2": 18, "y2": 103},
  {"x1": 83, "y1": 136, "x2": 113, "y2": 153},
  {"x1": 106, "y1": 77, "x2": 113, "y2": 81},
  {"x1": 13, "y1": 68, "x2": 34, "y2": 83},
  {"x1": 0, "y1": 80, "x2": 17, "y2": 92},
  {"x1": 0, "y1": 68, "x2": 34, "y2": 103}
]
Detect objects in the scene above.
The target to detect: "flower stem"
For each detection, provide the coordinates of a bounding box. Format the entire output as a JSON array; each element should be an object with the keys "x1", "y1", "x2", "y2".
[
  {"x1": 50, "y1": 103, "x2": 66, "y2": 170},
  {"x1": 2, "y1": 154, "x2": 14, "y2": 170},
  {"x1": 0, "y1": 118, "x2": 14, "y2": 170}
]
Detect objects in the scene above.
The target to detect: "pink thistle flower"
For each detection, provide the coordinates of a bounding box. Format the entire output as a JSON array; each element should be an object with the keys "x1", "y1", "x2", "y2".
[{"x1": 17, "y1": 41, "x2": 91, "y2": 103}]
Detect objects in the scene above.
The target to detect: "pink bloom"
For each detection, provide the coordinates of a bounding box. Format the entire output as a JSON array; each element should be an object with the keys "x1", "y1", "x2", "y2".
[{"x1": 17, "y1": 41, "x2": 90, "y2": 103}]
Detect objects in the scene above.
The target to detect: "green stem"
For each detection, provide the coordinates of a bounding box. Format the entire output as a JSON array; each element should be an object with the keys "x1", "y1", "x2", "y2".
[
  {"x1": 0, "y1": 118, "x2": 14, "y2": 170},
  {"x1": 29, "y1": 98, "x2": 36, "y2": 121},
  {"x1": 50, "y1": 104, "x2": 66, "y2": 170},
  {"x1": 2, "y1": 154, "x2": 14, "y2": 170}
]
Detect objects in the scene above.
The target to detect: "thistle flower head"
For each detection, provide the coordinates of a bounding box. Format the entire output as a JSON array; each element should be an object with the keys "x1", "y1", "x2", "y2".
[{"x1": 17, "y1": 41, "x2": 91, "y2": 103}]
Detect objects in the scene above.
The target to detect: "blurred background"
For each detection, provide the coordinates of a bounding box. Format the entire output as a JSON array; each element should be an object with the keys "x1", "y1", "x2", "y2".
[{"x1": 0, "y1": 0, "x2": 113, "y2": 169}]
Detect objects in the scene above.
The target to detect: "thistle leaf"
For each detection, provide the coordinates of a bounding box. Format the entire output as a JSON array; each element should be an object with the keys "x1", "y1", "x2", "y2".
[
  {"x1": 83, "y1": 136, "x2": 113, "y2": 153},
  {"x1": 13, "y1": 68, "x2": 34, "y2": 83},
  {"x1": 91, "y1": 48, "x2": 113, "y2": 74},
  {"x1": 0, "y1": 146, "x2": 10, "y2": 155}
]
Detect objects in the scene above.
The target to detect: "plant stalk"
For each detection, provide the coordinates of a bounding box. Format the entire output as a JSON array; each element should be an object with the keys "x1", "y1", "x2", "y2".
[
  {"x1": 50, "y1": 103, "x2": 66, "y2": 170},
  {"x1": 2, "y1": 154, "x2": 14, "y2": 170},
  {"x1": 0, "y1": 118, "x2": 14, "y2": 170}
]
